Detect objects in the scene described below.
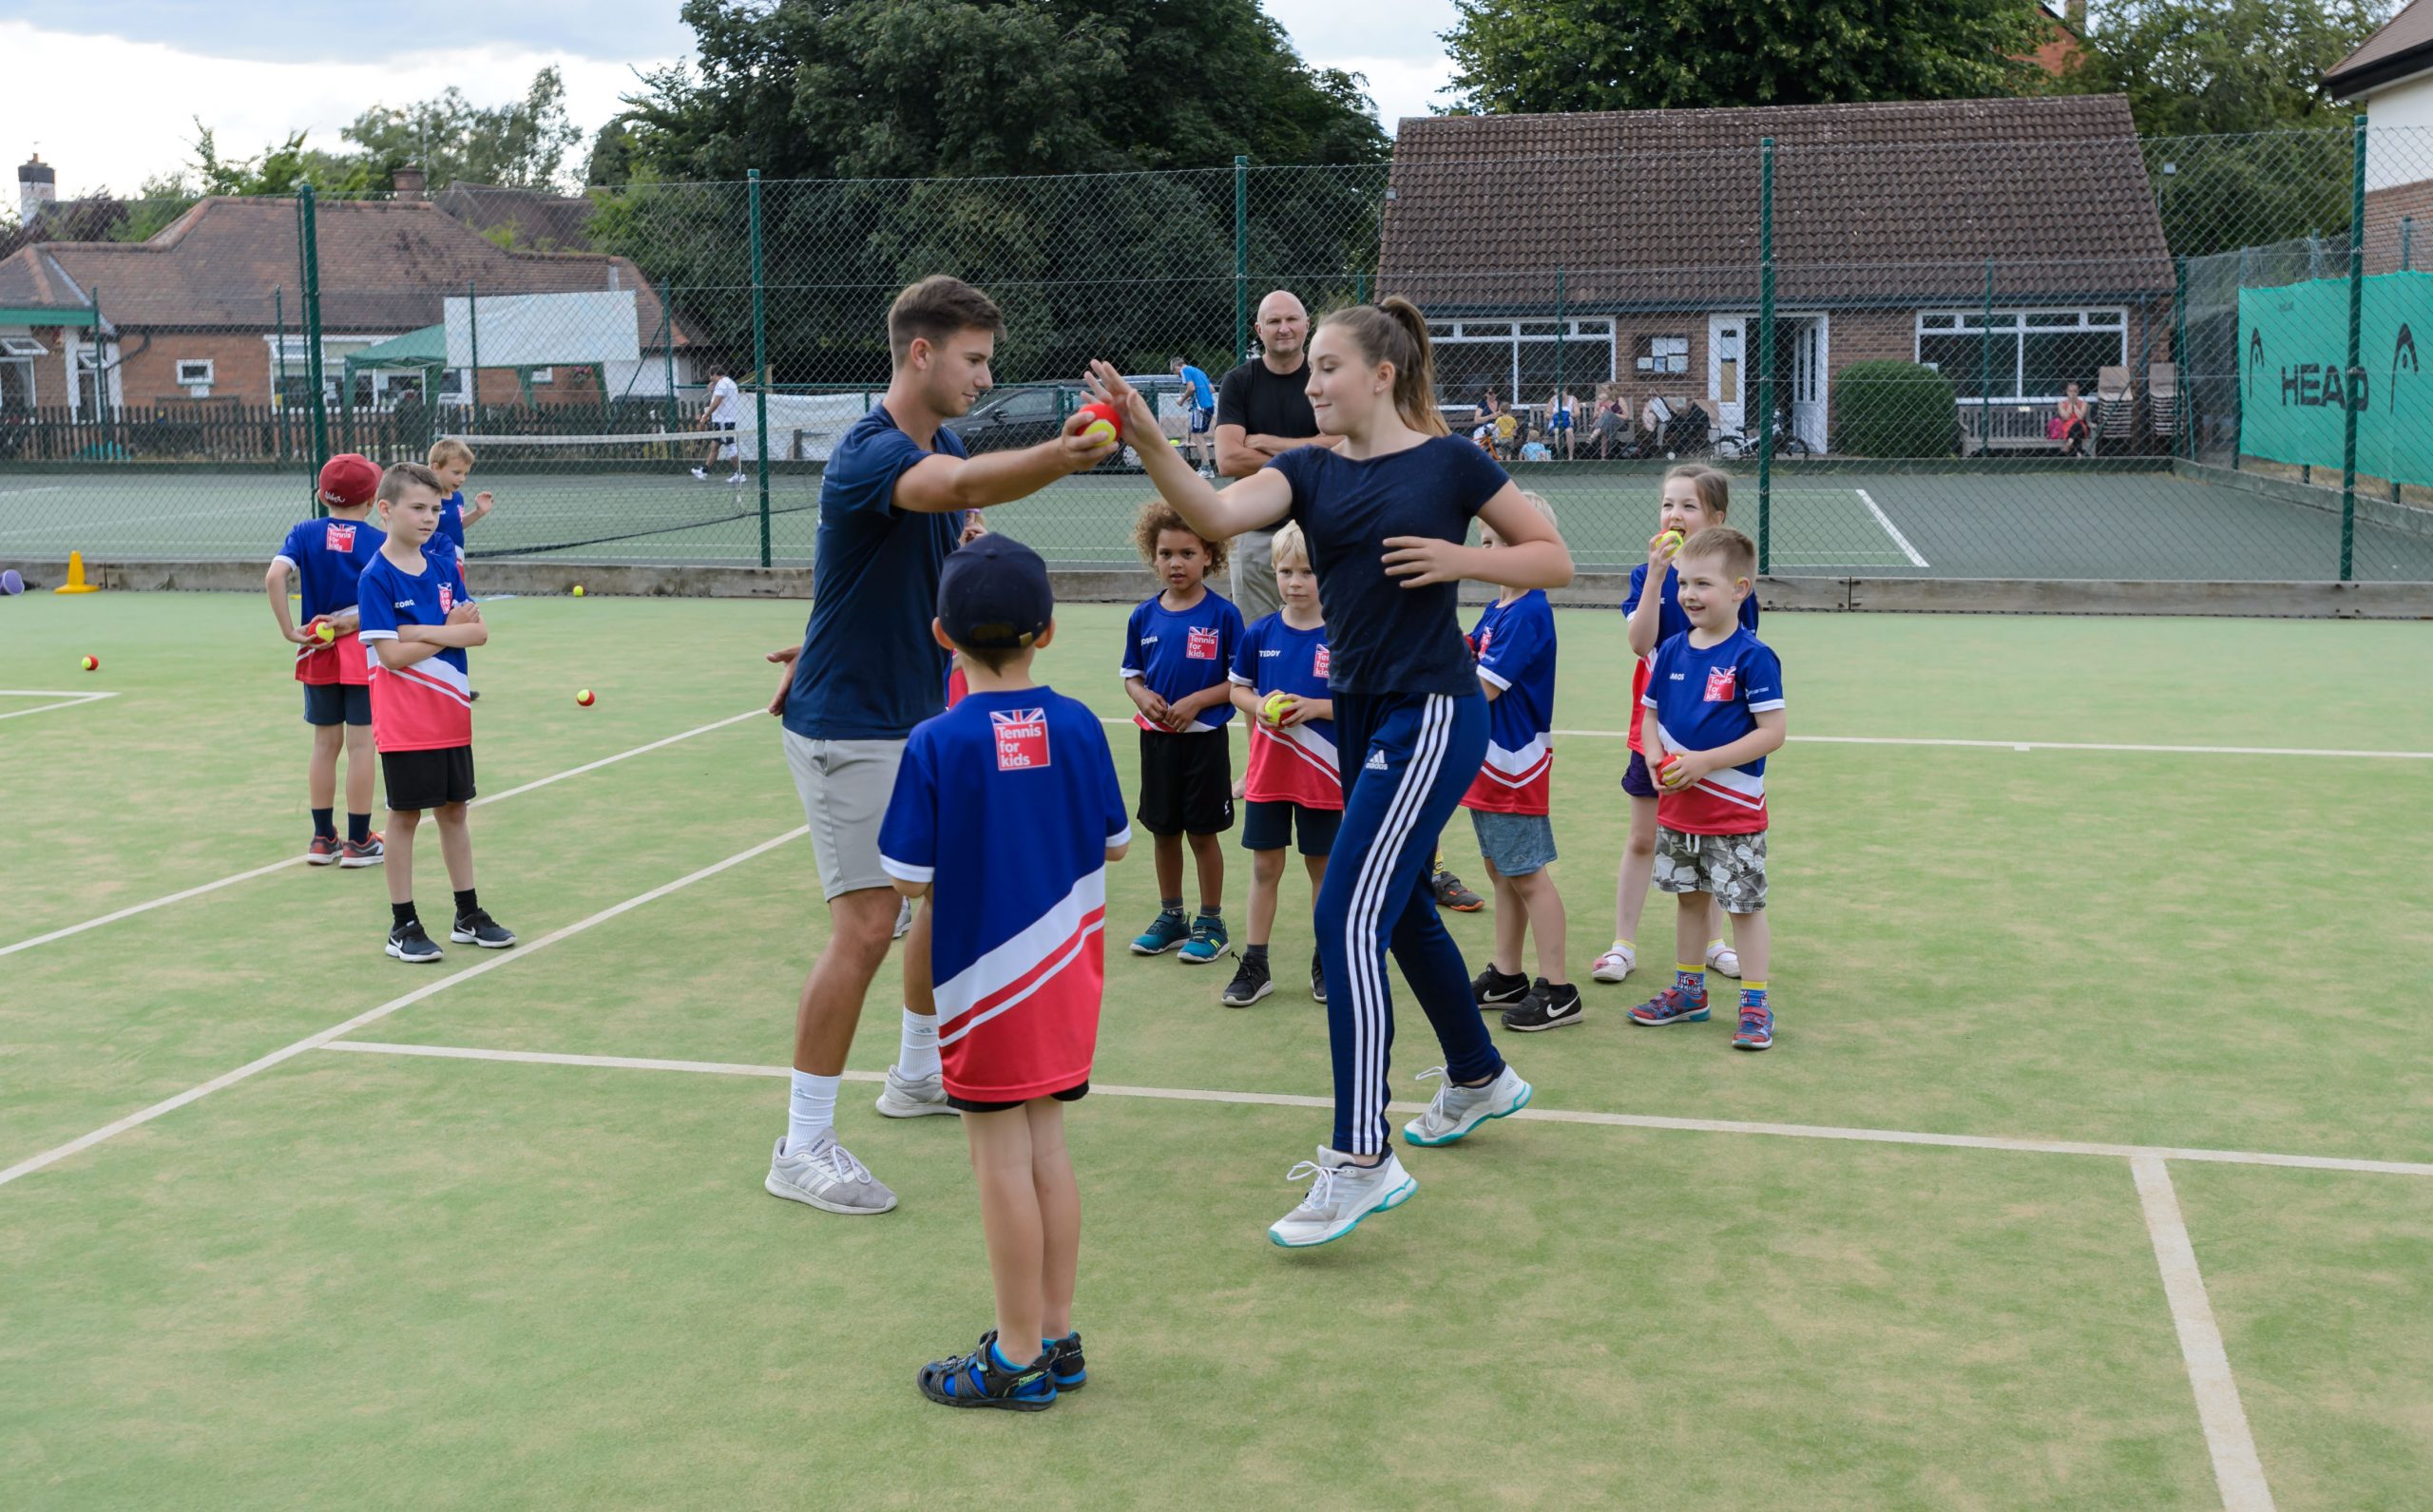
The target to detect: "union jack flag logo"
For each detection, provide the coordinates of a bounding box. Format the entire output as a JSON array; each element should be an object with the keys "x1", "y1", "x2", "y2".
[
  {"x1": 438, "y1": 583, "x2": 455, "y2": 615},
  {"x1": 323, "y1": 523, "x2": 356, "y2": 551}
]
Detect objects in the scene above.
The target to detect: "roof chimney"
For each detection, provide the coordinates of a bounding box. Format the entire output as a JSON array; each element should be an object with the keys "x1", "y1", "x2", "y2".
[
  {"x1": 393, "y1": 163, "x2": 427, "y2": 201},
  {"x1": 19, "y1": 151, "x2": 57, "y2": 226}
]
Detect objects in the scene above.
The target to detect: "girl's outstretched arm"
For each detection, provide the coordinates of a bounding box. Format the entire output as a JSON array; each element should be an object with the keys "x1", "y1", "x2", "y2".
[{"x1": 1086, "y1": 362, "x2": 1294, "y2": 542}]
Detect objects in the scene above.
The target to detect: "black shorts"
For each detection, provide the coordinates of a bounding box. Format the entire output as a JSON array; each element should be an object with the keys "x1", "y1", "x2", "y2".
[
  {"x1": 382, "y1": 745, "x2": 477, "y2": 812},
  {"x1": 1621, "y1": 749, "x2": 1658, "y2": 799},
  {"x1": 1137, "y1": 729, "x2": 1234, "y2": 835},
  {"x1": 1240, "y1": 798, "x2": 1340, "y2": 856},
  {"x1": 949, "y1": 1081, "x2": 1089, "y2": 1115},
  {"x1": 302, "y1": 682, "x2": 371, "y2": 728}
]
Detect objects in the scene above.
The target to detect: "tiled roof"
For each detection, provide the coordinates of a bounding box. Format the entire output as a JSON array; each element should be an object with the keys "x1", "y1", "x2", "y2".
[
  {"x1": 1378, "y1": 95, "x2": 2172, "y2": 312},
  {"x1": 0, "y1": 197, "x2": 687, "y2": 345},
  {"x1": 2325, "y1": 0, "x2": 2433, "y2": 95},
  {"x1": 432, "y1": 183, "x2": 599, "y2": 253},
  {"x1": 0, "y1": 247, "x2": 87, "y2": 311}
]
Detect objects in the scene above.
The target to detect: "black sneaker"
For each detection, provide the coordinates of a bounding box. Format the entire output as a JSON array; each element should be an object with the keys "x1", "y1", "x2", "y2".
[
  {"x1": 917, "y1": 1330, "x2": 1057, "y2": 1411},
  {"x1": 450, "y1": 909, "x2": 517, "y2": 949},
  {"x1": 1222, "y1": 952, "x2": 1274, "y2": 1006},
  {"x1": 1434, "y1": 868, "x2": 1485, "y2": 912},
  {"x1": 1311, "y1": 947, "x2": 1328, "y2": 1005},
  {"x1": 1470, "y1": 965, "x2": 1532, "y2": 1006},
  {"x1": 386, "y1": 921, "x2": 443, "y2": 963},
  {"x1": 1502, "y1": 979, "x2": 1585, "y2": 1032},
  {"x1": 1044, "y1": 1330, "x2": 1087, "y2": 1391}
]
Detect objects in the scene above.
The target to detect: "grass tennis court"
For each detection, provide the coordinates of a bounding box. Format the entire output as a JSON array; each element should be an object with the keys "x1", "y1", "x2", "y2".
[
  {"x1": 8, "y1": 460, "x2": 2433, "y2": 581},
  {"x1": 5, "y1": 592, "x2": 2431, "y2": 1508}
]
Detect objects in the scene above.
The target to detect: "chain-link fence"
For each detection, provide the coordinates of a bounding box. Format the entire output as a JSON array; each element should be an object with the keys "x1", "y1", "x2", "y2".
[{"x1": 4, "y1": 116, "x2": 2430, "y2": 584}]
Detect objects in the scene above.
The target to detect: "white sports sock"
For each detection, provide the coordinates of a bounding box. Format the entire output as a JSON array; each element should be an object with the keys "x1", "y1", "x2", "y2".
[
  {"x1": 785, "y1": 1070, "x2": 839, "y2": 1156},
  {"x1": 898, "y1": 1007, "x2": 942, "y2": 1081}
]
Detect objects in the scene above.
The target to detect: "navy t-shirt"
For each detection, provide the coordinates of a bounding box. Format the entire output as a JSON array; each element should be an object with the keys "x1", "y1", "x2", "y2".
[
  {"x1": 784, "y1": 405, "x2": 967, "y2": 741},
  {"x1": 1265, "y1": 435, "x2": 1510, "y2": 698}
]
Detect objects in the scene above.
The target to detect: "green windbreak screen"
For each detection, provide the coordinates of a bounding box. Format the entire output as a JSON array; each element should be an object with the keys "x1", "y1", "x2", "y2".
[{"x1": 2240, "y1": 271, "x2": 2433, "y2": 487}]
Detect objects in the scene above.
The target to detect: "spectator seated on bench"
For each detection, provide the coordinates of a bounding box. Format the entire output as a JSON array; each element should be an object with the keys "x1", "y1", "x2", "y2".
[{"x1": 2050, "y1": 381, "x2": 2091, "y2": 457}]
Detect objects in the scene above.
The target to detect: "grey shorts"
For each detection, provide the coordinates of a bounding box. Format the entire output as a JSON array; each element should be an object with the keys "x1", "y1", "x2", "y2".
[
  {"x1": 782, "y1": 730, "x2": 906, "y2": 901},
  {"x1": 1230, "y1": 529, "x2": 1281, "y2": 622},
  {"x1": 1653, "y1": 827, "x2": 1768, "y2": 913},
  {"x1": 1470, "y1": 810, "x2": 1557, "y2": 877}
]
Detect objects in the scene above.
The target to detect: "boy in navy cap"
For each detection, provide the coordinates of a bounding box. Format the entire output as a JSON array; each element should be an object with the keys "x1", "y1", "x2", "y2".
[{"x1": 880, "y1": 536, "x2": 1130, "y2": 1410}]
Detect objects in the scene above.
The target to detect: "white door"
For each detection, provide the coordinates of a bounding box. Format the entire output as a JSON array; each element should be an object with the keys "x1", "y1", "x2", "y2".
[
  {"x1": 1708, "y1": 316, "x2": 1745, "y2": 437},
  {"x1": 1791, "y1": 316, "x2": 1829, "y2": 453}
]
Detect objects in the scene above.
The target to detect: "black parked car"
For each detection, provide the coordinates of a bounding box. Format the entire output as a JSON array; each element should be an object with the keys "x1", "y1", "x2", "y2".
[{"x1": 943, "y1": 385, "x2": 1081, "y2": 454}]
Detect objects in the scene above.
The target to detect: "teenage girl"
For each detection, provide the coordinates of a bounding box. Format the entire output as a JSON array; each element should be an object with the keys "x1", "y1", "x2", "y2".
[{"x1": 1087, "y1": 297, "x2": 1573, "y2": 1249}]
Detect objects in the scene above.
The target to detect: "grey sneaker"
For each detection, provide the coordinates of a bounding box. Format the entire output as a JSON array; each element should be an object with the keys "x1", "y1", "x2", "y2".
[
  {"x1": 1401, "y1": 1063, "x2": 1533, "y2": 1147},
  {"x1": 765, "y1": 1135, "x2": 898, "y2": 1215},
  {"x1": 875, "y1": 1064, "x2": 956, "y2": 1119},
  {"x1": 1268, "y1": 1147, "x2": 1418, "y2": 1248},
  {"x1": 893, "y1": 897, "x2": 914, "y2": 940}
]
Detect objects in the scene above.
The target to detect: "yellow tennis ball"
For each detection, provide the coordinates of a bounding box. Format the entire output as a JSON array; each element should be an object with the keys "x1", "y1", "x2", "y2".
[
  {"x1": 1080, "y1": 418, "x2": 1118, "y2": 447},
  {"x1": 1262, "y1": 691, "x2": 1294, "y2": 725},
  {"x1": 316, "y1": 621, "x2": 337, "y2": 642},
  {"x1": 80, "y1": 654, "x2": 98, "y2": 672},
  {"x1": 1658, "y1": 529, "x2": 1685, "y2": 553},
  {"x1": 571, "y1": 584, "x2": 585, "y2": 598},
  {"x1": 576, "y1": 689, "x2": 595, "y2": 707}
]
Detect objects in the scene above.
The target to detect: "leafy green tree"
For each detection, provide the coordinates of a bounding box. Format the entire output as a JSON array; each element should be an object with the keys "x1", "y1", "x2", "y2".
[
  {"x1": 1441, "y1": 0, "x2": 2046, "y2": 114},
  {"x1": 2053, "y1": 0, "x2": 2388, "y2": 138},
  {"x1": 339, "y1": 67, "x2": 584, "y2": 191}
]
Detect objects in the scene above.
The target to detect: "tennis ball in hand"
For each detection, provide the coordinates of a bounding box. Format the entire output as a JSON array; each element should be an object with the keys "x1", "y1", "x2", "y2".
[
  {"x1": 1076, "y1": 400, "x2": 1123, "y2": 447},
  {"x1": 316, "y1": 620, "x2": 337, "y2": 642},
  {"x1": 1262, "y1": 691, "x2": 1295, "y2": 725},
  {"x1": 81, "y1": 654, "x2": 99, "y2": 672},
  {"x1": 571, "y1": 584, "x2": 585, "y2": 598},
  {"x1": 1657, "y1": 529, "x2": 1685, "y2": 554},
  {"x1": 576, "y1": 689, "x2": 595, "y2": 707}
]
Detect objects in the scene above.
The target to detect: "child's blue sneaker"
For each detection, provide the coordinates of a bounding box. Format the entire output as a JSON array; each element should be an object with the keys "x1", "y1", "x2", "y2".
[
  {"x1": 1130, "y1": 909, "x2": 1189, "y2": 956},
  {"x1": 917, "y1": 1332, "x2": 1058, "y2": 1411},
  {"x1": 1627, "y1": 986, "x2": 1710, "y2": 1026},
  {"x1": 1044, "y1": 1330, "x2": 1086, "y2": 1390},
  {"x1": 1733, "y1": 1005, "x2": 1774, "y2": 1051},
  {"x1": 1178, "y1": 913, "x2": 1231, "y2": 966}
]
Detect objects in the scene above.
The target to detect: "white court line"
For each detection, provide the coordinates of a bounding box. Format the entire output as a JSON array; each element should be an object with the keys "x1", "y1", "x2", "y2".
[
  {"x1": 2133, "y1": 1157, "x2": 2276, "y2": 1511},
  {"x1": 0, "y1": 706, "x2": 768, "y2": 959},
  {"x1": 0, "y1": 485, "x2": 67, "y2": 499},
  {"x1": 0, "y1": 499, "x2": 293, "y2": 538},
  {"x1": 1855, "y1": 488, "x2": 1930, "y2": 568},
  {"x1": 311, "y1": 1042, "x2": 2433, "y2": 1179},
  {"x1": 0, "y1": 828, "x2": 806, "y2": 1191},
  {"x1": 1094, "y1": 716, "x2": 2433, "y2": 762},
  {"x1": 0, "y1": 689, "x2": 119, "y2": 721}
]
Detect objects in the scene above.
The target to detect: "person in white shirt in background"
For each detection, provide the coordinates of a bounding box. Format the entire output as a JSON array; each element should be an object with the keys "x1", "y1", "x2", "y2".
[{"x1": 694, "y1": 363, "x2": 746, "y2": 483}]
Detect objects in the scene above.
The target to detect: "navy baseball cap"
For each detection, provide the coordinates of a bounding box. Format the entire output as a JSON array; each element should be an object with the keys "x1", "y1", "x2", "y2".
[{"x1": 938, "y1": 534, "x2": 1053, "y2": 651}]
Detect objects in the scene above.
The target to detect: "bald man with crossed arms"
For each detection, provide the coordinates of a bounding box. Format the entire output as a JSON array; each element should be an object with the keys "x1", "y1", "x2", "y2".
[{"x1": 1213, "y1": 289, "x2": 1341, "y2": 620}]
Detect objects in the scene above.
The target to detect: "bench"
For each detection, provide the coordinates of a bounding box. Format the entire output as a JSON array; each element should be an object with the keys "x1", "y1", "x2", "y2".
[{"x1": 1958, "y1": 403, "x2": 2063, "y2": 455}]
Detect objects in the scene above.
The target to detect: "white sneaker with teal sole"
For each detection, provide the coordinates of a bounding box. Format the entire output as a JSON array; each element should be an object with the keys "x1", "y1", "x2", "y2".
[
  {"x1": 874, "y1": 1065, "x2": 956, "y2": 1118},
  {"x1": 1268, "y1": 1147, "x2": 1418, "y2": 1248},
  {"x1": 1402, "y1": 1064, "x2": 1533, "y2": 1146}
]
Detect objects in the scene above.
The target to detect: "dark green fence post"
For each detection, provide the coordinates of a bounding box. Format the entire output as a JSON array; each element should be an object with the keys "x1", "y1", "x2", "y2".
[
  {"x1": 299, "y1": 184, "x2": 330, "y2": 507},
  {"x1": 1757, "y1": 138, "x2": 1775, "y2": 571},
  {"x1": 466, "y1": 280, "x2": 480, "y2": 433},
  {"x1": 2341, "y1": 114, "x2": 2367, "y2": 582},
  {"x1": 89, "y1": 286, "x2": 110, "y2": 461},
  {"x1": 749, "y1": 169, "x2": 772, "y2": 568},
  {"x1": 1234, "y1": 156, "x2": 1250, "y2": 363},
  {"x1": 2232, "y1": 246, "x2": 2251, "y2": 471},
  {"x1": 1553, "y1": 265, "x2": 1564, "y2": 418},
  {"x1": 1978, "y1": 258, "x2": 1995, "y2": 454},
  {"x1": 661, "y1": 279, "x2": 679, "y2": 434}
]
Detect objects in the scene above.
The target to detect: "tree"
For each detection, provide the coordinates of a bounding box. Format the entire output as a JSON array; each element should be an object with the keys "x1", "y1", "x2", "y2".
[
  {"x1": 340, "y1": 67, "x2": 584, "y2": 191},
  {"x1": 1441, "y1": 0, "x2": 2046, "y2": 115},
  {"x1": 2052, "y1": 0, "x2": 2389, "y2": 138}
]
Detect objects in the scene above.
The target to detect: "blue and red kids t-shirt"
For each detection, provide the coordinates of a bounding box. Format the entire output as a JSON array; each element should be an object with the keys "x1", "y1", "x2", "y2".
[
  {"x1": 436, "y1": 490, "x2": 469, "y2": 558},
  {"x1": 1462, "y1": 589, "x2": 1557, "y2": 815},
  {"x1": 274, "y1": 515, "x2": 384, "y2": 687},
  {"x1": 356, "y1": 548, "x2": 475, "y2": 753},
  {"x1": 1640, "y1": 626, "x2": 1785, "y2": 835},
  {"x1": 1229, "y1": 612, "x2": 1340, "y2": 811},
  {"x1": 878, "y1": 688, "x2": 1132, "y2": 1103},
  {"x1": 1121, "y1": 587, "x2": 1245, "y2": 734},
  {"x1": 1622, "y1": 561, "x2": 1760, "y2": 751}
]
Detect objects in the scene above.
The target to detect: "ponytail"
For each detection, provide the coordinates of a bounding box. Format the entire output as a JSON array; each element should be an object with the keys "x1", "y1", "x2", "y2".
[{"x1": 1317, "y1": 297, "x2": 1448, "y2": 436}]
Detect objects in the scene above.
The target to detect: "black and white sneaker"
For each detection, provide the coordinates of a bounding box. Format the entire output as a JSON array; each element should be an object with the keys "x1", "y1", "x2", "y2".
[
  {"x1": 1470, "y1": 965, "x2": 1532, "y2": 1007},
  {"x1": 450, "y1": 909, "x2": 517, "y2": 948},
  {"x1": 1222, "y1": 952, "x2": 1274, "y2": 1007},
  {"x1": 1501, "y1": 979, "x2": 1585, "y2": 1032},
  {"x1": 386, "y1": 921, "x2": 443, "y2": 963}
]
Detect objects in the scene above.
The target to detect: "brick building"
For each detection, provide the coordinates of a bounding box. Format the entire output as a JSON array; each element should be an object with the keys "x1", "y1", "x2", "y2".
[
  {"x1": 1375, "y1": 94, "x2": 2172, "y2": 453},
  {"x1": 0, "y1": 193, "x2": 692, "y2": 421},
  {"x1": 2325, "y1": 0, "x2": 2433, "y2": 275}
]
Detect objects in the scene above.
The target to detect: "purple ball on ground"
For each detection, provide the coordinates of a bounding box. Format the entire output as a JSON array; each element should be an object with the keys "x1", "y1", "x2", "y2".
[{"x1": 0, "y1": 568, "x2": 23, "y2": 596}]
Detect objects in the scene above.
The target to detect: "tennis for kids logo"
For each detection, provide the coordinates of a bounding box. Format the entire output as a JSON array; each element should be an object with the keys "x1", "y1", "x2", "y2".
[
  {"x1": 991, "y1": 708, "x2": 1050, "y2": 771},
  {"x1": 1704, "y1": 666, "x2": 1737, "y2": 702},
  {"x1": 1186, "y1": 626, "x2": 1220, "y2": 660},
  {"x1": 1312, "y1": 644, "x2": 1330, "y2": 679},
  {"x1": 323, "y1": 523, "x2": 356, "y2": 552}
]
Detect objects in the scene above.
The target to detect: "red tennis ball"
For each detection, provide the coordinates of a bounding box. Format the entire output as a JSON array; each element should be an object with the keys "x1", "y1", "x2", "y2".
[
  {"x1": 1077, "y1": 400, "x2": 1122, "y2": 446},
  {"x1": 576, "y1": 689, "x2": 595, "y2": 707},
  {"x1": 80, "y1": 655, "x2": 98, "y2": 672}
]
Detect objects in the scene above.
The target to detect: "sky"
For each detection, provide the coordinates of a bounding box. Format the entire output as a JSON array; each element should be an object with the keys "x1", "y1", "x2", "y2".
[{"x1": 0, "y1": 1, "x2": 1462, "y2": 202}]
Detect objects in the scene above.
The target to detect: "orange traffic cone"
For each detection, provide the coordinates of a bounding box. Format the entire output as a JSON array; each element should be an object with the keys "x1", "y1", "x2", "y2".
[{"x1": 54, "y1": 551, "x2": 99, "y2": 594}]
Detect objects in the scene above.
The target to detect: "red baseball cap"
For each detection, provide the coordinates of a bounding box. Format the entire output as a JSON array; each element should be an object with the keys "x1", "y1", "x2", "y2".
[{"x1": 316, "y1": 452, "x2": 381, "y2": 507}]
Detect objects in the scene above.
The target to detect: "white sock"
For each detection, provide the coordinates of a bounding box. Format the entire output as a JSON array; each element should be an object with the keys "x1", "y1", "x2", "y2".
[
  {"x1": 785, "y1": 1070, "x2": 839, "y2": 1156},
  {"x1": 898, "y1": 1007, "x2": 942, "y2": 1081}
]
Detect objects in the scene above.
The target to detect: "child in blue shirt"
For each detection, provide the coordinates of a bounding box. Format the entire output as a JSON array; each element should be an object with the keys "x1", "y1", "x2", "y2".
[{"x1": 1121, "y1": 500, "x2": 1245, "y2": 967}]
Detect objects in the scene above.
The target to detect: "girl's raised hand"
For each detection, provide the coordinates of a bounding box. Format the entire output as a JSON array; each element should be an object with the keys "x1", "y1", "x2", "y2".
[
  {"x1": 1084, "y1": 360, "x2": 1160, "y2": 440},
  {"x1": 1382, "y1": 534, "x2": 1465, "y2": 588}
]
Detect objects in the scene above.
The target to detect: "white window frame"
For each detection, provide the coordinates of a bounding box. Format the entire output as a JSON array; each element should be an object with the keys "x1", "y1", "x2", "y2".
[
  {"x1": 0, "y1": 354, "x2": 33, "y2": 409},
  {"x1": 528, "y1": 367, "x2": 554, "y2": 385},
  {"x1": 1914, "y1": 308, "x2": 2127, "y2": 402},
  {"x1": 1426, "y1": 316, "x2": 1617, "y2": 400},
  {"x1": 1, "y1": 335, "x2": 48, "y2": 358},
  {"x1": 176, "y1": 358, "x2": 215, "y2": 386}
]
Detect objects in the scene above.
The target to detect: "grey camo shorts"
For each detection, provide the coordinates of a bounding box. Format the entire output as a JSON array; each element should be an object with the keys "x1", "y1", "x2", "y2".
[{"x1": 1652, "y1": 827, "x2": 1768, "y2": 913}]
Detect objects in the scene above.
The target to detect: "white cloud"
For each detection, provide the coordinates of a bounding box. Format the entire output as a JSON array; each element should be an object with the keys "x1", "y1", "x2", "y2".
[{"x1": 0, "y1": 21, "x2": 664, "y2": 197}]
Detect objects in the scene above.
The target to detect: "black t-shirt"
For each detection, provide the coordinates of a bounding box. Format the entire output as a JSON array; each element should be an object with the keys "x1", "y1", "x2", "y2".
[
  {"x1": 1266, "y1": 436, "x2": 1510, "y2": 698},
  {"x1": 1216, "y1": 357, "x2": 1318, "y2": 442}
]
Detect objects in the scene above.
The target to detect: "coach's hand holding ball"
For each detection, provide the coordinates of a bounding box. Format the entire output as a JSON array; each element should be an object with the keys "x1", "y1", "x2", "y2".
[{"x1": 1058, "y1": 400, "x2": 1123, "y2": 469}]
